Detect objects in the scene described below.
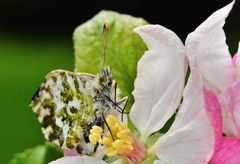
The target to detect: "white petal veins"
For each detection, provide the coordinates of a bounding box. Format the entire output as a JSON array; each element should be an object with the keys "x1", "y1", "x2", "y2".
[
  {"x1": 130, "y1": 25, "x2": 186, "y2": 140},
  {"x1": 185, "y1": 1, "x2": 235, "y2": 92},
  {"x1": 149, "y1": 70, "x2": 214, "y2": 164},
  {"x1": 49, "y1": 156, "x2": 106, "y2": 164}
]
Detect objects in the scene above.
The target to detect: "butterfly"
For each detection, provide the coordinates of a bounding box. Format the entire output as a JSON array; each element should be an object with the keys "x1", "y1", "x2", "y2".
[{"x1": 29, "y1": 24, "x2": 128, "y2": 155}]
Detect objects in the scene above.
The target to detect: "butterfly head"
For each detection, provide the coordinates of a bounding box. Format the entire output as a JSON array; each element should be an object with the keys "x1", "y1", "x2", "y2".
[{"x1": 98, "y1": 66, "x2": 113, "y2": 88}]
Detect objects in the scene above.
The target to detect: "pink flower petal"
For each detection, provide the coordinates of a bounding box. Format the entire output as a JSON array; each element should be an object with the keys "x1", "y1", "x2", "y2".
[
  {"x1": 209, "y1": 137, "x2": 240, "y2": 164},
  {"x1": 64, "y1": 149, "x2": 79, "y2": 156},
  {"x1": 203, "y1": 88, "x2": 223, "y2": 146},
  {"x1": 222, "y1": 80, "x2": 240, "y2": 137},
  {"x1": 231, "y1": 53, "x2": 238, "y2": 80},
  {"x1": 232, "y1": 53, "x2": 238, "y2": 68},
  {"x1": 236, "y1": 43, "x2": 240, "y2": 78},
  {"x1": 204, "y1": 88, "x2": 240, "y2": 164}
]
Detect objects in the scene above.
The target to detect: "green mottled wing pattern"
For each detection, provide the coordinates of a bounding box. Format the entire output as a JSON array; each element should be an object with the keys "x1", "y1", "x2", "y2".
[
  {"x1": 30, "y1": 67, "x2": 129, "y2": 155},
  {"x1": 30, "y1": 70, "x2": 97, "y2": 150}
]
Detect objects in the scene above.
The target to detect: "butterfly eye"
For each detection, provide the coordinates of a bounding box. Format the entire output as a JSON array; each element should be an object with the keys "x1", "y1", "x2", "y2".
[
  {"x1": 108, "y1": 81, "x2": 112, "y2": 86},
  {"x1": 99, "y1": 77, "x2": 105, "y2": 83}
]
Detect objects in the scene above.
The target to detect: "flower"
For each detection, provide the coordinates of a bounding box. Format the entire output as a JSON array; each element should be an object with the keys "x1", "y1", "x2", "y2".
[
  {"x1": 129, "y1": 25, "x2": 214, "y2": 163},
  {"x1": 184, "y1": 1, "x2": 240, "y2": 163},
  {"x1": 185, "y1": 0, "x2": 240, "y2": 138},
  {"x1": 50, "y1": 24, "x2": 214, "y2": 164}
]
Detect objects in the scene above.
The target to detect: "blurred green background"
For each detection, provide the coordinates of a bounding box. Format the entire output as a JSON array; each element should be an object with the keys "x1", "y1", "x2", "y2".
[
  {"x1": 0, "y1": 34, "x2": 73, "y2": 163},
  {"x1": 0, "y1": 0, "x2": 239, "y2": 163}
]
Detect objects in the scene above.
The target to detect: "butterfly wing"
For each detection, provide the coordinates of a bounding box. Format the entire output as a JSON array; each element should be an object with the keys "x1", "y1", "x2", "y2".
[{"x1": 30, "y1": 70, "x2": 97, "y2": 150}]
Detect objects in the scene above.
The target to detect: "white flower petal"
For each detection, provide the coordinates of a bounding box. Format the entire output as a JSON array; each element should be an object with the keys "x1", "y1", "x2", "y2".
[
  {"x1": 49, "y1": 156, "x2": 106, "y2": 164},
  {"x1": 149, "y1": 69, "x2": 214, "y2": 164},
  {"x1": 130, "y1": 25, "x2": 186, "y2": 140},
  {"x1": 185, "y1": 1, "x2": 235, "y2": 92},
  {"x1": 153, "y1": 160, "x2": 166, "y2": 164},
  {"x1": 111, "y1": 159, "x2": 126, "y2": 164}
]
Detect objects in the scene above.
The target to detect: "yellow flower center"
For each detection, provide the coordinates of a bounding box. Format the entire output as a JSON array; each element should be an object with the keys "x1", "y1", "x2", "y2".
[
  {"x1": 89, "y1": 115, "x2": 134, "y2": 156},
  {"x1": 89, "y1": 126, "x2": 103, "y2": 144},
  {"x1": 89, "y1": 115, "x2": 146, "y2": 163}
]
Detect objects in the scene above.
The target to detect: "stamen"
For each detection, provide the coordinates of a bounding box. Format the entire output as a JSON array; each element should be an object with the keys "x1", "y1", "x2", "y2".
[
  {"x1": 89, "y1": 115, "x2": 145, "y2": 163},
  {"x1": 89, "y1": 126, "x2": 103, "y2": 144}
]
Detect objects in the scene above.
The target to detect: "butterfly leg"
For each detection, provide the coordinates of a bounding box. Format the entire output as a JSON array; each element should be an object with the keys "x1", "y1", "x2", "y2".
[{"x1": 102, "y1": 113, "x2": 115, "y2": 141}]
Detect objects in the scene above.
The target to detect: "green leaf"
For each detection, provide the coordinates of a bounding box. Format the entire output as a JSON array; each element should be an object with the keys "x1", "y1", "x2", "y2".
[
  {"x1": 44, "y1": 143, "x2": 63, "y2": 163},
  {"x1": 73, "y1": 10, "x2": 148, "y2": 110},
  {"x1": 9, "y1": 143, "x2": 63, "y2": 164}
]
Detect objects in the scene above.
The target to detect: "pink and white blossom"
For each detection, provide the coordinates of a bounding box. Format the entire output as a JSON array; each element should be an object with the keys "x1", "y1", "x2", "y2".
[
  {"x1": 50, "y1": 25, "x2": 215, "y2": 163},
  {"x1": 185, "y1": 0, "x2": 240, "y2": 138},
  {"x1": 185, "y1": 0, "x2": 240, "y2": 163}
]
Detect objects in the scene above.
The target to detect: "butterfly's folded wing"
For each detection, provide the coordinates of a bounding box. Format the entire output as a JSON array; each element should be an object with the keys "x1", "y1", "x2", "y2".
[{"x1": 30, "y1": 70, "x2": 98, "y2": 154}]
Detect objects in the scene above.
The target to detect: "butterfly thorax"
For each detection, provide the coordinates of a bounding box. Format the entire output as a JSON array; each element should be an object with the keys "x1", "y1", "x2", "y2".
[{"x1": 92, "y1": 66, "x2": 115, "y2": 113}]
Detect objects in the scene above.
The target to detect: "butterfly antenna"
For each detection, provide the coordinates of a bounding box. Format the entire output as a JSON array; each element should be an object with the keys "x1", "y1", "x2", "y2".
[{"x1": 101, "y1": 23, "x2": 109, "y2": 68}]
